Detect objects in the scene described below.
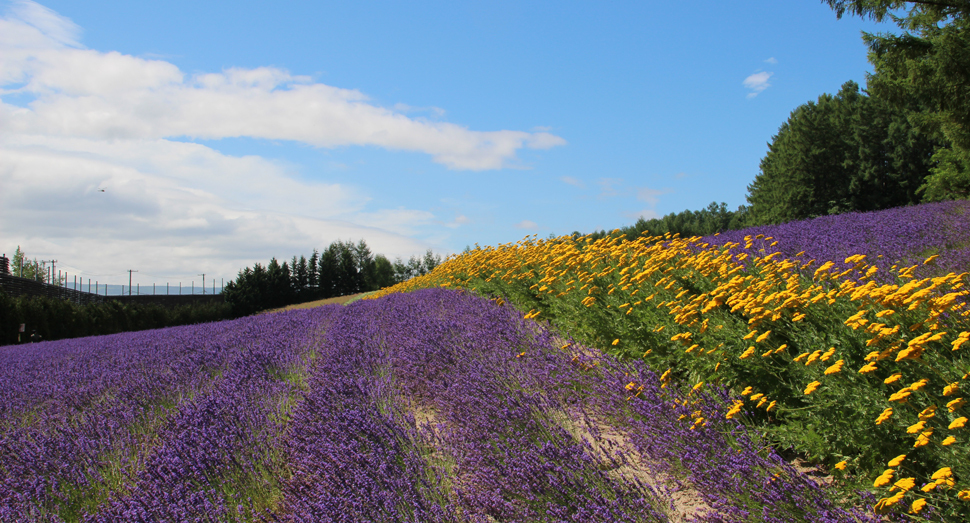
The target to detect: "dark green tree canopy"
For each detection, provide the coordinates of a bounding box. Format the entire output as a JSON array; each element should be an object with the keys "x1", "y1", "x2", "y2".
[
  {"x1": 824, "y1": 0, "x2": 970, "y2": 200},
  {"x1": 223, "y1": 240, "x2": 441, "y2": 316},
  {"x1": 745, "y1": 80, "x2": 938, "y2": 225}
]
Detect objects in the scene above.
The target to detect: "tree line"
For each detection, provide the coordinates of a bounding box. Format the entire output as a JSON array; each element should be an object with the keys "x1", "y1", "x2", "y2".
[
  {"x1": 0, "y1": 294, "x2": 232, "y2": 345},
  {"x1": 6, "y1": 247, "x2": 65, "y2": 284},
  {"x1": 595, "y1": 1, "x2": 970, "y2": 239},
  {"x1": 223, "y1": 239, "x2": 442, "y2": 316}
]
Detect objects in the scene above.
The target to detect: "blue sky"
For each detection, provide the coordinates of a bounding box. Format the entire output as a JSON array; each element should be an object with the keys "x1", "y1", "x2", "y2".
[{"x1": 0, "y1": 0, "x2": 894, "y2": 288}]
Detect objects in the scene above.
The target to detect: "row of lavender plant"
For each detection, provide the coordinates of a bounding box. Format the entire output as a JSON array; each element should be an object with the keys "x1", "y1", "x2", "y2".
[
  {"x1": 0, "y1": 308, "x2": 332, "y2": 521},
  {"x1": 278, "y1": 288, "x2": 889, "y2": 522},
  {"x1": 2, "y1": 288, "x2": 900, "y2": 521},
  {"x1": 702, "y1": 199, "x2": 970, "y2": 281},
  {"x1": 274, "y1": 288, "x2": 668, "y2": 522}
]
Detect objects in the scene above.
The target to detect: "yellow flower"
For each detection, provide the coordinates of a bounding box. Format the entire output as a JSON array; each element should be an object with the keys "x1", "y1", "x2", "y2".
[
  {"x1": 873, "y1": 469, "x2": 895, "y2": 487},
  {"x1": 725, "y1": 400, "x2": 744, "y2": 420},
  {"x1": 741, "y1": 386, "x2": 753, "y2": 396},
  {"x1": 906, "y1": 421, "x2": 926, "y2": 434},
  {"x1": 958, "y1": 490, "x2": 970, "y2": 501},
  {"x1": 887, "y1": 454, "x2": 906, "y2": 467},
  {"x1": 804, "y1": 381, "x2": 821, "y2": 395},
  {"x1": 943, "y1": 382, "x2": 960, "y2": 396},
  {"x1": 756, "y1": 396, "x2": 768, "y2": 408},
  {"x1": 942, "y1": 436, "x2": 956, "y2": 446},
  {"x1": 884, "y1": 373, "x2": 903, "y2": 385},
  {"x1": 931, "y1": 467, "x2": 953, "y2": 480},
  {"x1": 914, "y1": 430, "x2": 933, "y2": 447},
  {"x1": 949, "y1": 417, "x2": 968, "y2": 430},
  {"x1": 874, "y1": 491, "x2": 905, "y2": 513},
  {"x1": 804, "y1": 350, "x2": 822, "y2": 366},
  {"x1": 858, "y1": 362, "x2": 878, "y2": 374},
  {"x1": 834, "y1": 460, "x2": 847, "y2": 471},
  {"x1": 891, "y1": 477, "x2": 916, "y2": 492},
  {"x1": 793, "y1": 352, "x2": 810, "y2": 362},
  {"x1": 918, "y1": 406, "x2": 937, "y2": 420},
  {"x1": 766, "y1": 400, "x2": 777, "y2": 412},
  {"x1": 948, "y1": 397, "x2": 966, "y2": 412},
  {"x1": 612, "y1": 339, "x2": 620, "y2": 346},
  {"x1": 889, "y1": 390, "x2": 912, "y2": 402},
  {"x1": 875, "y1": 407, "x2": 894, "y2": 424},
  {"x1": 749, "y1": 393, "x2": 764, "y2": 401},
  {"x1": 739, "y1": 346, "x2": 755, "y2": 359},
  {"x1": 755, "y1": 330, "x2": 771, "y2": 343},
  {"x1": 824, "y1": 360, "x2": 844, "y2": 375},
  {"x1": 910, "y1": 498, "x2": 927, "y2": 514}
]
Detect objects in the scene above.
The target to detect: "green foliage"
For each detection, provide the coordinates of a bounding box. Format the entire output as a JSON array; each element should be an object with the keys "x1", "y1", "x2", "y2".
[
  {"x1": 392, "y1": 249, "x2": 442, "y2": 283},
  {"x1": 223, "y1": 240, "x2": 430, "y2": 316},
  {"x1": 8, "y1": 246, "x2": 63, "y2": 284},
  {"x1": 746, "y1": 81, "x2": 937, "y2": 225},
  {"x1": 585, "y1": 201, "x2": 750, "y2": 242},
  {"x1": 0, "y1": 292, "x2": 232, "y2": 345},
  {"x1": 825, "y1": 0, "x2": 970, "y2": 202}
]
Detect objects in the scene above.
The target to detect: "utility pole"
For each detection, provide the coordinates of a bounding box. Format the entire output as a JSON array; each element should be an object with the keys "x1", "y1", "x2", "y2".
[
  {"x1": 128, "y1": 269, "x2": 138, "y2": 296},
  {"x1": 199, "y1": 273, "x2": 205, "y2": 295}
]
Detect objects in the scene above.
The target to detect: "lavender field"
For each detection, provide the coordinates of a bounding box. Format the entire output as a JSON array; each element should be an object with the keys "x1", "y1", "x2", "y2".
[
  {"x1": 0, "y1": 289, "x2": 886, "y2": 522},
  {"x1": 701, "y1": 199, "x2": 970, "y2": 282}
]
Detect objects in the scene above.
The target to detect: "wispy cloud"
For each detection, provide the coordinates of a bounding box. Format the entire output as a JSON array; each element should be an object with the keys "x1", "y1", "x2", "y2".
[
  {"x1": 743, "y1": 71, "x2": 773, "y2": 99},
  {"x1": 0, "y1": 2, "x2": 564, "y2": 171},
  {"x1": 636, "y1": 187, "x2": 667, "y2": 206},
  {"x1": 597, "y1": 177, "x2": 623, "y2": 199},
  {"x1": 514, "y1": 220, "x2": 538, "y2": 230},
  {"x1": 764, "y1": 57, "x2": 778, "y2": 64},
  {"x1": 560, "y1": 175, "x2": 584, "y2": 188},
  {"x1": 444, "y1": 214, "x2": 470, "y2": 229},
  {"x1": 5, "y1": 1, "x2": 546, "y2": 282}
]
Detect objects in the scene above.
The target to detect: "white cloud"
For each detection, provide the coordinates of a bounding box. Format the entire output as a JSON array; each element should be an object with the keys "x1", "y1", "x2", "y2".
[
  {"x1": 764, "y1": 57, "x2": 778, "y2": 65},
  {"x1": 636, "y1": 187, "x2": 667, "y2": 206},
  {"x1": 0, "y1": 1, "x2": 566, "y2": 285},
  {"x1": 743, "y1": 71, "x2": 773, "y2": 99},
  {"x1": 0, "y1": 2, "x2": 564, "y2": 171},
  {"x1": 560, "y1": 175, "x2": 584, "y2": 188},
  {"x1": 444, "y1": 214, "x2": 470, "y2": 229},
  {"x1": 0, "y1": 135, "x2": 429, "y2": 282},
  {"x1": 514, "y1": 220, "x2": 538, "y2": 230},
  {"x1": 597, "y1": 177, "x2": 623, "y2": 199}
]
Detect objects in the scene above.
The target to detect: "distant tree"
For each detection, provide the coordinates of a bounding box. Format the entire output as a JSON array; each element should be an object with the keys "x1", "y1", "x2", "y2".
[
  {"x1": 10, "y1": 246, "x2": 55, "y2": 283},
  {"x1": 746, "y1": 81, "x2": 937, "y2": 225},
  {"x1": 308, "y1": 249, "x2": 320, "y2": 297},
  {"x1": 336, "y1": 242, "x2": 359, "y2": 296},
  {"x1": 423, "y1": 249, "x2": 442, "y2": 273},
  {"x1": 318, "y1": 244, "x2": 339, "y2": 298},
  {"x1": 353, "y1": 239, "x2": 376, "y2": 292},
  {"x1": 373, "y1": 254, "x2": 396, "y2": 289}
]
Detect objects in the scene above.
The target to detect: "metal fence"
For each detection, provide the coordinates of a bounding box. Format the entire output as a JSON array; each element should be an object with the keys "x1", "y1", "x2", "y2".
[{"x1": 0, "y1": 273, "x2": 106, "y2": 305}]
